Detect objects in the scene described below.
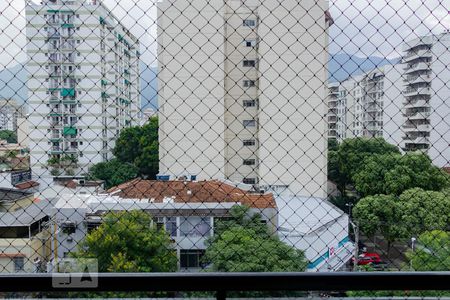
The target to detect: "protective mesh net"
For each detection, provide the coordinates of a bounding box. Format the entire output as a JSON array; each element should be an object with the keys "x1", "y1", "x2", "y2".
[{"x1": 0, "y1": 0, "x2": 449, "y2": 295}]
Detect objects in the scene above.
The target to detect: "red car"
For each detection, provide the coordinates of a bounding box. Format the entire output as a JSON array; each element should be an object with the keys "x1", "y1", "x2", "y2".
[{"x1": 355, "y1": 252, "x2": 382, "y2": 265}]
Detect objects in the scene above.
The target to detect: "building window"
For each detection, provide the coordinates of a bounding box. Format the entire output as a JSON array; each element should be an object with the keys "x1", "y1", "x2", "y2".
[
  {"x1": 180, "y1": 217, "x2": 211, "y2": 237},
  {"x1": 165, "y1": 217, "x2": 177, "y2": 237},
  {"x1": 243, "y1": 120, "x2": 256, "y2": 127},
  {"x1": 153, "y1": 217, "x2": 164, "y2": 230},
  {"x1": 243, "y1": 139, "x2": 256, "y2": 146},
  {"x1": 243, "y1": 178, "x2": 257, "y2": 184},
  {"x1": 243, "y1": 60, "x2": 256, "y2": 67},
  {"x1": 243, "y1": 159, "x2": 256, "y2": 165},
  {"x1": 243, "y1": 100, "x2": 256, "y2": 107},
  {"x1": 13, "y1": 257, "x2": 25, "y2": 272},
  {"x1": 243, "y1": 80, "x2": 255, "y2": 87},
  {"x1": 243, "y1": 19, "x2": 256, "y2": 27},
  {"x1": 244, "y1": 39, "x2": 256, "y2": 47},
  {"x1": 180, "y1": 250, "x2": 206, "y2": 269}
]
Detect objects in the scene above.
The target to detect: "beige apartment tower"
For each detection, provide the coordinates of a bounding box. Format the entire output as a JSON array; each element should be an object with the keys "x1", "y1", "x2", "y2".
[{"x1": 158, "y1": 0, "x2": 331, "y2": 198}]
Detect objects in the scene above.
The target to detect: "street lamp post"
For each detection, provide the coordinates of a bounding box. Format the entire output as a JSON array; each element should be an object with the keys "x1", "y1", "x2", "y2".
[
  {"x1": 410, "y1": 237, "x2": 416, "y2": 270},
  {"x1": 345, "y1": 202, "x2": 359, "y2": 272}
]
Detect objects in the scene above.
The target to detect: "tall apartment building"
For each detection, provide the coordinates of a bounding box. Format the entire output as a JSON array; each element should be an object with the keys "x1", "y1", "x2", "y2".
[
  {"x1": 401, "y1": 32, "x2": 450, "y2": 167},
  {"x1": 158, "y1": 0, "x2": 331, "y2": 198},
  {"x1": 327, "y1": 65, "x2": 404, "y2": 148},
  {"x1": 0, "y1": 99, "x2": 25, "y2": 132},
  {"x1": 25, "y1": 0, "x2": 140, "y2": 178}
]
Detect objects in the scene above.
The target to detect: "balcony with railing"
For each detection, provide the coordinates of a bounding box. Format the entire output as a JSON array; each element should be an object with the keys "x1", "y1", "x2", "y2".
[
  {"x1": 404, "y1": 73, "x2": 432, "y2": 85},
  {"x1": 403, "y1": 86, "x2": 431, "y2": 96},
  {"x1": 404, "y1": 61, "x2": 431, "y2": 73},
  {"x1": 402, "y1": 49, "x2": 432, "y2": 63}
]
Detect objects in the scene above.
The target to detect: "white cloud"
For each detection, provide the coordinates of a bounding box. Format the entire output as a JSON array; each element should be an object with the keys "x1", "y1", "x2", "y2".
[
  {"x1": 1, "y1": 0, "x2": 449, "y2": 69},
  {"x1": 329, "y1": 0, "x2": 450, "y2": 58}
]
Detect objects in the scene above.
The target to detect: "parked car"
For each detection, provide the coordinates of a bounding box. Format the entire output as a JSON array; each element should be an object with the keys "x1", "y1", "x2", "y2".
[{"x1": 356, "y1": 252, "x2": 382, "y2": 265}]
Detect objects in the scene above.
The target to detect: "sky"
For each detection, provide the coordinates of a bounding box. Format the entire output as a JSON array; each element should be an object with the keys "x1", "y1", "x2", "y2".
[{"x1": 0, "y1": 0, "x2": 449, "y2": 69}]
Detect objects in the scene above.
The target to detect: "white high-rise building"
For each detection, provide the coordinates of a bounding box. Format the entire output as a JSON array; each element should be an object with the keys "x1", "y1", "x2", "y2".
[
  {"x1": 327, "y1": 65, "x2": 404, "y2": 148},
  {"x1": 401, "y1": 32, "x2": 450, "y2": 167},
  {"x1": 158, "y1": 0, "x2": 332, "y2": 198},
  {"x1": 0, "y1": 99, "x2": 24, "y2": 132},
  {"x1": 25, "y1": 0, "x2": 140, "y2": 178}
]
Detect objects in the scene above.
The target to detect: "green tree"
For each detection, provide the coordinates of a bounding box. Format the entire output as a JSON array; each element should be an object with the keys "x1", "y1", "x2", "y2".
[
  {"x1": 0, "y1": 130, "x2": 17, "y2": 143},
  {"x1": 113, "y1": 116, "x2": 159, "y2": 178},
  {"x1": 88, "y1": 159, "x2": 138, "y2": 189},
  {"x1": 406, "y1": 230, "x2": 450, "y2": 271},
  {"x1": 204, "y1": 206, "x2": 307, "y2": 272},
  {"x1": 328, "y1": 138, "x2": 338, "y2": 151},
  {"x1": 398, "y1": 188, "x2": 450, "y2": 236},
  {"x1": 328, "y1": 137, "x2": 399, "y2": 195},
  {"x1": 354, "y1": 152, "x2": 449, "y2": 197},
  {"x1": 352, "y1": 194, "x2": 404, "y2": 252},
  {"x1": 74, "y1": 210, "x2": 177, "y2": 272}
]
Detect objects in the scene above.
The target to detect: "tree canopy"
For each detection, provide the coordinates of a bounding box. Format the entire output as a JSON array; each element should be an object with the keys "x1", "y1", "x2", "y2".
[
  {"x1": 353, "y1": 188, "x2": 450, "y2": 246},
  {"x1": 113, "y1": 116, "x2": 159, "y2": 179},
  {"x1": 204, "y1": 206, "x2": 307, "y2": 272},
  {"x1": 74, "y1": 210, "x2": 177, "y2": 272},
  {"x1": 406, "y1": 230, "x2": 450, "y2": 271},
  {"x1": 328, "y1": 137, "x2": 400, "y2": 195},
  {"x1": 88, "y1": 159, "x2": 138, "y2": 189},
  {"x1": 0, "y1": 130, "x2": 17, "y2": 143},
  {"x1": 353, "y1": 152, "x2": 449, "y2": 197}
]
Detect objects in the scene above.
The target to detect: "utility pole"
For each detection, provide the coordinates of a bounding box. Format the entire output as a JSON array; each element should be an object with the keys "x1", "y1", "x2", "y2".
[{"x1": 350, "y1": 220, "x2": 359, "y2": 272}]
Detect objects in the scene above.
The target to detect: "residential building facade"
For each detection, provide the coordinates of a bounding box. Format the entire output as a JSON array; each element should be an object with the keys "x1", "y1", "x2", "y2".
[
  {"x1": 25, "y1": 0, "x2": 140, "y2": 179},
  {"x1": 0, "y1": 99, "x2": 25, "y2": 132},
  {"x1": 51, "y1": 179, "x2": 277, "y2": 271},
  {"x1": 327, "y1": 65, "x2": 404, "y2": 149},
  {"x1": 401, "y1": 32, "x2": 450, "y2": 167},
  {"x1": 158, "y1": 0, "x2": 331, "y2": 198}
]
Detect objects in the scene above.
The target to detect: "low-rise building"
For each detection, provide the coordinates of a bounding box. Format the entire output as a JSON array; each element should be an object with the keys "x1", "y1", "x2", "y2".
[
  {"x1": 0, "y1": 189, "x2": 53, "y2": 273},
  {"x1": 51, "y1": 179, "x2": 277, "y2": 271},
  {"x1": 51, "y1": 178, "x2": 352, "y2": 272}
]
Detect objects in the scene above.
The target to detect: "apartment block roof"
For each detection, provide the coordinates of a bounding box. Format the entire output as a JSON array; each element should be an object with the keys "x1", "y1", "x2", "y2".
[
  {"x1": 0, "y1": 187, "x2": 34, "y2": 204},
  {"x1": 107, "y1": 179, "x2": 276, "y2": 209}
]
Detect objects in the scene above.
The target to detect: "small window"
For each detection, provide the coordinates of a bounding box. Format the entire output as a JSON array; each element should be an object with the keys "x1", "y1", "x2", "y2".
[
  {"x1": 61, "y1": 221, "x2": 76, "y2": 235},
  {"x1": 243, "y1": 178, "x2": 257, "y2": 184},
  {"x1": 243, "y1": 80, "x2": 255, "y2": 87},
  {"x1": 243, "y1": 159, "x2": 256, "y2": 166},
  {"x1": 243, "y1": 19, "x2": 256, "y2": 27},
  {"x1": 244, "y1": 39, "x2": 256, "y2": 47},
  {"x1": 243, "y1": 100, "x2": 256, "y2": 107},
  {"x1": 243, "y1": 139, "x2": 256, "y2": 146},
  {"x1": 243, "y1": 60, "x2": 256, "y2": 67},
  {"x1": 243, "y1": 120, "x2": 256, "y2": 127},
  {"x1": 13, "y1": 257, "x2": 25, "y2": 272},
  {"x1": 180, "y1": 250, "x2": 205, "y2": 269}
]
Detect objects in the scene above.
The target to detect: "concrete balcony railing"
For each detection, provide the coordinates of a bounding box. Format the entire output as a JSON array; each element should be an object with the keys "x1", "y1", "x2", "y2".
[
  {"x1": 404, "y1": 74, "x2": 432, "y2": 85},
  {"x1": 403, "y1": 87, "x2": 431, "y2": 96},
  {"x1": 403, "y1": 99, "x2": 429, "y2": 108},
  {"x1": 405, "y1": 111, "x2": 431, "y2": 120},
  {"x1": 404, "y1": 61, "x2": 431, "y2": 73},
  {"x1": 403, "y1": 49, "x2": 432, "y2": 63},
  {"x1": 403, "y1": 124, "x2": 430, "y2": 132}
]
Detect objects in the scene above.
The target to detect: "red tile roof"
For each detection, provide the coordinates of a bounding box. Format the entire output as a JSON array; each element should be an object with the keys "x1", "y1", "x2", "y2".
[
  {"x1": 14, "y1": 180, "x2": 39, "y2": 190},
  {"x1": 107, "y1": 179, "x2": 276, "y2": 209},
  {"x1": 443, "y1": 167, "x2": 450, "y2": 174}
]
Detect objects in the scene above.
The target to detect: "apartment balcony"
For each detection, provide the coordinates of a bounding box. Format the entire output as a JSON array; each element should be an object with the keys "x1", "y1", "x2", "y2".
[
  {"x1": 404, "y1": 61, "x2": 431, "y2": 74},
  {"x1": 402, "y1": 124, "x2": 430, "y2": 132},
  {"x1": 402, "y1": 49, "x2": 432, "y2": 63},
  {"x1": 404, "y1": 74, "x2": 432, "y2": 85},
  {"x1": 63, "y1": 147, "x2": 78, "y2": 153},
  {"x1": 327, "y1": 115, "x2": 337, "y2": 123},
  {"x1": 403, "y1": 99, "x2": 429, "y2": 108},
  {"x1": 403, "y1": 87, "x2": 431, "y2": 96},
  {"x1": 403, "y1": 136, "x2": 429, "y2": 144},
  {"x1": 405, "y1": 111, "x2": 431, "y2": 120},
  {"x1": 365, "y1": 105, "x2": 379, "y2": 113}
]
